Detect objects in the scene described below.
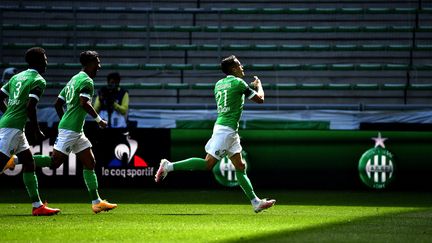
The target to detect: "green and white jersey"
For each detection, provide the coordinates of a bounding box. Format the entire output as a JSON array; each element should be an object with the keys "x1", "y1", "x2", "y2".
[
  {"x1": 58, "y1": 71, "x2": 94, "y2": 133},
  {"x1": 0, "y1": 69, "x2": 46, "y2": 130},
  {"x1": 214, "y1": 75, "x2": 257, "y2": 131}
]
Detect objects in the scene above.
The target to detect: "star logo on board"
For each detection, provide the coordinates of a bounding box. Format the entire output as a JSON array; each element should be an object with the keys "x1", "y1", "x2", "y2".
[
  {"x1": 358, "y1": 132, "x2": 395, "y2": 189},
  {"x1": 372, "y1": 132, "x2": 387, "y2": 148}
]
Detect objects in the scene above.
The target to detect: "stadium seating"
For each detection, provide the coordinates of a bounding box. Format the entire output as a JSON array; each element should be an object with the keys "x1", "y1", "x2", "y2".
[
  {"x1": 38, "y1": 81, "x2": 431, "y2": 92},
  {"x1": 0, "y1": 1, "x2": 431, "y2": 109},
  {"x1": 5, "y1": 23, "x2": 432, "y2": 33},
  {"x1": 5, "y1": 42, "x2": 432, "y2": 52}
]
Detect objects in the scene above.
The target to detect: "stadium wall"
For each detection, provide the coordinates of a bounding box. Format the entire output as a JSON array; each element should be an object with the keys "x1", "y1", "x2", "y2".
[{"x1": 1, "y1": 126, "x2": 430, "y2": 190}]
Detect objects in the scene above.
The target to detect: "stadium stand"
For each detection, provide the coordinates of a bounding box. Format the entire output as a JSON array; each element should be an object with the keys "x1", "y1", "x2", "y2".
[{"x1": 0, "y1": 0, "x2": 431, "y2": 109}]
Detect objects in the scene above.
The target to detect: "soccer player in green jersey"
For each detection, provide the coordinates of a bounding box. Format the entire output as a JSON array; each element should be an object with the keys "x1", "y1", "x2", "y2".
[
  {"x1": 32, "y1": 51, "x2": 117, "y2": 213},
  {"x1": 0, "y1": 47, "x2": 61, "y2": 216},
  {"x1": 155, "y1": 55, "x2": 276, "y2": 213}
]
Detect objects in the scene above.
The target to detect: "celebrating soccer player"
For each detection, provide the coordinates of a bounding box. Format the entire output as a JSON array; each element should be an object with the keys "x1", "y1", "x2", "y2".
[
  {"x1": 0, "y1": 47, "x2": 61, "y2": 216},
  {"x1": 155, "y1": 55, "x2": 276, "y2": 213},
  {"x1": 32, "y1": 51, "x2": 117, "y2": 213}
]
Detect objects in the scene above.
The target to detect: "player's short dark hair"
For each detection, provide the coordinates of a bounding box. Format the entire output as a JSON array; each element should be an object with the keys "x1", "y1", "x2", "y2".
[
  {"x1": 107, "y1": 72, "x2": 121, "y2": 82},
  {"x1": 220, "y1": 55, "x2": 238, "y2": 75},
  {"x1": 80, "y1": 50, "x2": 99, "y2": 66},
  {"x1": 25, "y1": 47, "x2": 46, "y2": 66}
]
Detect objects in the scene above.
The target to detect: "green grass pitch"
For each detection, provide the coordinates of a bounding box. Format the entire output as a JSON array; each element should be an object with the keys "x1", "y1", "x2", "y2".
[{"x1": 0, "y1": 188, "x2": 431, "y2": 242}]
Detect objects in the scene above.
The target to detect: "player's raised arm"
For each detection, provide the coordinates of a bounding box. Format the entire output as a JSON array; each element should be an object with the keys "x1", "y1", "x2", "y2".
[{"x1": 250, "y1": 76, "x2": 265, "y2": 104}]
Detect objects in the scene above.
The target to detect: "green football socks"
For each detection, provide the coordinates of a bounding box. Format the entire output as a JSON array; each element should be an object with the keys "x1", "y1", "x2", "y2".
[
  {"x1": 83, "y1": 169, "x2": 101, "y2": 202},
  {"x1": 33, "y1": 155, "x2": 52, "y2": 167},
  {"x1": 235, "y1": 170, "x2": 258, "y2": 201},
  {"x1": 173, "y1": 157, "x2": 208, "y2": 171},
  {"x1": 22, "y1": 172, "x2": 42, "y2": 203}
]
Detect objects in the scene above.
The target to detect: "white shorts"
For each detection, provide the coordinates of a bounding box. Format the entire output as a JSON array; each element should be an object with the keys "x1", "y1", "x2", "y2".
[
  {"x1": 205, "y1": 124, "x2": 242, "y2": 160},
  {"x1": 54, "y1": 129, "x2": 92, "y2": 155},
  {"x1": 0, "y1": 128, "x2": 30, "y2": 157}
]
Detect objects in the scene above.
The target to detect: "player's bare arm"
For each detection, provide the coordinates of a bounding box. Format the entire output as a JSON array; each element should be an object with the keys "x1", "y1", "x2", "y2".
[
  {"x1": 250, "y1": 76, "x2": 264, "y2": 104},
  {"x1": 54, "y1": 97, "x2": 65, "y2": 119},
  {"x1": 27, "y1": 95, "x2": 44, "y2": 142},
  {"x1": 0, "y1": 89, "x2": 8, "y2": 113},
  {"x1": 79, "y1": 96, "x2": 107, "y2": 128}
]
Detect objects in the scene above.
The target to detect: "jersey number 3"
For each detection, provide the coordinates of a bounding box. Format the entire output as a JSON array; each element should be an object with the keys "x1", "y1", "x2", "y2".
[{"x1": 13, "y1": 81, "x2": 22, "y2": 99}]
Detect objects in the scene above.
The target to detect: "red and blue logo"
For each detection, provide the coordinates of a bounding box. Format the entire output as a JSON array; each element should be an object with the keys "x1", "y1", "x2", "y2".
[{"x1": 108, "y1": 135, "x2": 147, "y2": 168}]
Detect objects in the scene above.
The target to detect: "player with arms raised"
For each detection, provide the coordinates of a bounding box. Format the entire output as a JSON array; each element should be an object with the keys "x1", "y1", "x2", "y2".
[
  {"x1": 0, "y1": 47, "x2": 60, "y2": 216},
  {"x1": 155, "y1": 55, "x2": 275, "y2": 213},
  {"x1": 32, "y1": 51, "x2": 117, "y2": 213}
]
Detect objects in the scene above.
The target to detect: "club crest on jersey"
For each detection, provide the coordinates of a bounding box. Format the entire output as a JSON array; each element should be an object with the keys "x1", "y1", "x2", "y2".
[{"x1": 358, "y1": 132, "x2": 395, "y2": 189}]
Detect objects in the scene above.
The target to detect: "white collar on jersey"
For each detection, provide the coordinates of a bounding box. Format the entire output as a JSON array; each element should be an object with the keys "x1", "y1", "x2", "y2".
[{"x1": 27, "y1": 68, "x2": 39, "y2": 73}]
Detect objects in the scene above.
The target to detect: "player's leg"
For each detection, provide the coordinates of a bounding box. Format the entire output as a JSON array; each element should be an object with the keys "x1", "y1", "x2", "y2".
[
  {"x1": 12, "y1": 151, "x2": 63, "y2": 169},
  {"x1": 229, "y1": 152, "x2": 256, "y2": 200},
  {"x1": 8, "y1": 151, "x2": 57, "y2": 169},
  {"x1": 76, "y1": 148, "x2": 100, "y2": 202},
  {"x1": 228, "y1": 130, "x2": 275, "y2": 213},
  {"x1": 0, "y1": 152, "x2": 15, "y2": 175},
  {"x1": 172, "y1": 157, "x2": 211, "y2": 171},
  {"x1": 51, "y1": 149, "x2": 69, "y2": 169},
  {"x1": 36, "y1": 128, "x2": 76, "y2": 169},
  {"x1": 33, "y1": 154, "x2": 53, "y2": 168},
  {"x1": 155, "y1": 153, "x2": 218, "y2": 182},
  {"x1": 1, "y1": 128, "x2": 59, "y2": 215},
  {"x1": 204, "y1": 153, "x2": 218, "y2": 169},
  {"x1": 155, "y1": 129, "x2": 223, "y2": 182},
  {"x1": 56, "y1": 129, "x2": 116, "y2": 212},
  {"x1": 32, "y1": 134, "x2": 69, "y2": 168},
  {"x1": 0, "y1": 128, "x2": 17, "y2": 174},
  {"x1": 77, "y1": 147, "x2": 117, "y2": 213},
  {"x1": 32, "y1": 129, "x2": 70, "y2": 168},
  {"x1": 229, "y1": 152, "x2": 275, "y2": 213},
  {"x1": 225, "y1": 131, "x2": 257, "y2": 204},
  {"x1": 17, "y1": 149, "x2": 60, "y2": 216}
]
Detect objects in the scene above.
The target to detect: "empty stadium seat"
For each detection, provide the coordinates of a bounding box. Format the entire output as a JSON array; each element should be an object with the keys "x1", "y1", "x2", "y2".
[{"x1": 1, "y1": 2, "x2": 431, "y2": 109}]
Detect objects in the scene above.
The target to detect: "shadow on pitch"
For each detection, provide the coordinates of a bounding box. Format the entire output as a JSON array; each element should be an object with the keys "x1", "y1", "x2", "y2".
[
  {"x1": 219, "y1": 208, "x2": 432, "y2": 243},
  {"x1": 0, "y1": 188, "x2": 431, "y2": 208}
]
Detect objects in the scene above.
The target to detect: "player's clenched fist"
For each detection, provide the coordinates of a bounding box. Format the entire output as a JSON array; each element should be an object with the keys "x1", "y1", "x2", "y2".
[
  {"x1": 251, "y1": 76, "x2": 262, "y2": 89},
  {"x1": 97, "y1": 119, "x2": 108, "y2": 129}
]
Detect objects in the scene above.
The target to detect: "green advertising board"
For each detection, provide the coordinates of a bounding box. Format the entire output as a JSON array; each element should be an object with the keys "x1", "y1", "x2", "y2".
[{"x1": 171, "y1": 129, "x2": 432, "y2": 189}]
